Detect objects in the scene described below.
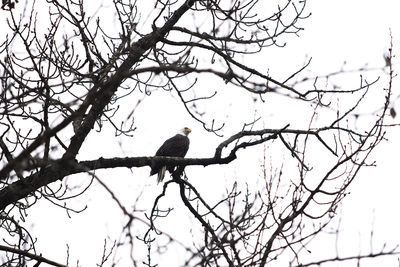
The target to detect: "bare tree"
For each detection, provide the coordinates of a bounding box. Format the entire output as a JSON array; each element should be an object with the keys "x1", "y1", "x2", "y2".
[{"x1": 0, "y1": 0, "x2": 398, "y2": 266}]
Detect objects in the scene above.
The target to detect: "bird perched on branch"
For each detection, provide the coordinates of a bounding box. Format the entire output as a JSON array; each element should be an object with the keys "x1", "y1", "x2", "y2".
[{"x1": 150, "y1": 127, "x2": 191, "y2": 183}]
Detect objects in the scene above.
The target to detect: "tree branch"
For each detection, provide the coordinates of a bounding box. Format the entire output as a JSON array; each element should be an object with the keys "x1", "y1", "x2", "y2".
[{"x1": 0, "y1": 245, "x2": 67, "y2": 267}]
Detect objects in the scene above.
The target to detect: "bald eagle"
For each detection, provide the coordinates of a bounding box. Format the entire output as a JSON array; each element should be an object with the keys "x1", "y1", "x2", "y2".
[{"x1": 150, "y1": 127, "x2": 191, "y2": 183}]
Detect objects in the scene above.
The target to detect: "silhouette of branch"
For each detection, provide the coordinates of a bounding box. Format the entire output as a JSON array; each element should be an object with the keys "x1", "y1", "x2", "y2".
[{"x1": 0, "y1": 245, "x2": 67, "y2": 267}]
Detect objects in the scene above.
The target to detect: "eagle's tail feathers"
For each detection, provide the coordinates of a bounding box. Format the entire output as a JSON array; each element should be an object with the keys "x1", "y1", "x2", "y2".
[{"x1": 157, "y1": 166, "x2": 167, "y2": 184}]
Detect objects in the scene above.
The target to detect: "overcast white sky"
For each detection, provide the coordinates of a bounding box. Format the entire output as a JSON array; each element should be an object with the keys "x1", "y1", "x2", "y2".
[{"x1": 2, "y1": 0, "x2": 400, "y2": 266}]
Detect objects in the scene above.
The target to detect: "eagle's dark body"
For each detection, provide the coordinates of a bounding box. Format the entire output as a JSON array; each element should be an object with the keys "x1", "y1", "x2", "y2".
[{"x1": 150, "y1": 128, "x2": 191, "y2": 183}]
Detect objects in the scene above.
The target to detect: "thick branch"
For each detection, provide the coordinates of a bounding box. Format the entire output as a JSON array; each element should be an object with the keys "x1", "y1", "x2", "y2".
[
  {"x1": 0, "y1": 245, "x2": 67, "y2": 267},
  {"x1": 0, "y1": 155, "x2": 236, "y2": 211},
  {"x1": 62, "y1": 0, "x2": 198, "y2": 160}
]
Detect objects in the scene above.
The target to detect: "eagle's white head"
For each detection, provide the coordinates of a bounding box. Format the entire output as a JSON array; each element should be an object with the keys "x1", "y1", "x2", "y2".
[{"x1": 178, "y1": 127, "x2": 191, "y2": 136}]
